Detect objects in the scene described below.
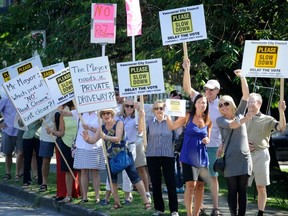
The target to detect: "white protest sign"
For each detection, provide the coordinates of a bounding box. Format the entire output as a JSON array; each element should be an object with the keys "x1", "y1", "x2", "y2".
[
  {"x1": 241, "y1": 40, "x2": 288, "y2": 78},
  {"x1": 2, "y1": 67, "x2": 56, "y2": 126},
  {"x1": 165, "y1": 99, "x2": 186, "y2": 117},
  {"x1": 159, "y1": 4, "x2": 207, "y2": 45},
  {"x1": 0, "y1": 55, "x2": 43, "y2": 85},
  {"x1": 45, "y1": 67, "x2": 74, "y2": 106},
  {"x1": 39, "y1": 62, "x2": 65, "y2": 78},
  {"x1": 68, "y1": 56, "x2": 117, "y2": 113},
  {"x1": 116, "y1": 58, "x2": 165, "y2": 97},
  {"x1": 91, "y1": 3, "x2": 117, "y2": 44}
]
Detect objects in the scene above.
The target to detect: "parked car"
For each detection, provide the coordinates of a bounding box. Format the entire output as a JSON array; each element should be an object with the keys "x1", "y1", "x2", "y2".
[{"x1": 270, "y1": 125, "x2": 288, "y2": 161}]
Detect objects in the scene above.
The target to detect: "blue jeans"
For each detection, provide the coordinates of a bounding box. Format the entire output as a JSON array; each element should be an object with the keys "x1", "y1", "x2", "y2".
[{"x1": 174, "y1": 153, "x2": 183, "y2": 189}]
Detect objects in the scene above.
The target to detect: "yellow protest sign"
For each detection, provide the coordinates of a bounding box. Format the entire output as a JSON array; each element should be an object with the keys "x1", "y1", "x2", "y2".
[
  {"x1": 129, "y1": 65, "x2": 151, "y2": 87},
  {"x1": 254, "y1": 46, "x2": 278, "y2": 68}
]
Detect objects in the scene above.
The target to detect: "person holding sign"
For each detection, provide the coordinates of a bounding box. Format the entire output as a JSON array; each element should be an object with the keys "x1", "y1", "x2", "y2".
[
  {"x1": 246, "y1": 93, "x2": 286, "y2": 216},
  {"x1": 216, "y1": 70, "x2": 253, "y2": 216},
  {"x1": 61, "y1": 110, "x2": 106, "y2": 203},
  {"x1": 0, "y1": 97, "x2": 19, "y2": 181},
  {"x1": 82, "y1": 109, "x2": 152, "y2": 210},
  {"x1": 182, "y1": 58, "x2": 223, "y2": 216},
  {"x1": 146, "y1": 101, "x2": 179, "y2": 216},
  {"x1": 166, "y1": 94, "x2": 211, "y2": 216}
]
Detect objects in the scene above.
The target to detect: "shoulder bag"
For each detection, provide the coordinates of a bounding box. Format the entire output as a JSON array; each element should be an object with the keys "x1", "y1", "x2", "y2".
[{"x1": 213, "y1": 130, "x2": 234, "y2": 173}]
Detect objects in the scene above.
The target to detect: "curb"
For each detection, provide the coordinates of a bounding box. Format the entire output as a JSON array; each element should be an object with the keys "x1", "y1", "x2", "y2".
[{"x1": 0, "y1": 182, "x2": 109, "y2": 216}]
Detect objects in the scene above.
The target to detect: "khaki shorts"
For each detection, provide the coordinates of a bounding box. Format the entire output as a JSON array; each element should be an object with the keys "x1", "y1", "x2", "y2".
[
  {"x1": 248, "y1": 148, "x2": 270, "y2": 186},
  {"x1": 134, "y1": 142, "x2": 146, "y2": 168}
]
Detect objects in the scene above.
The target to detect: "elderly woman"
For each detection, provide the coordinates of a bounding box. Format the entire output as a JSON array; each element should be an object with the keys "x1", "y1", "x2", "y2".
[
  {"x1": 82, "y1": 109, "x2": 151, "y2": 210},
  {"x1": 146, "y1": 101, "x2": 179, "y2": 216},
  {"x1": 216, "y1": 69, "x2": 253, "y2": 216}
]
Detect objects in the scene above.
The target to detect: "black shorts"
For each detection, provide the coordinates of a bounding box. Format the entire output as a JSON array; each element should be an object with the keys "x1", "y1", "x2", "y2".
[{"x1": 182, "y1": 162, "x2": 210, "y2": 183}]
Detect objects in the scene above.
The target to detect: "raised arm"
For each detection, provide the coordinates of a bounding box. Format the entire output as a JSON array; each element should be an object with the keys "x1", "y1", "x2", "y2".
[
  {"x1": 277, "y1": 100, "x2": 287, "y2": 131},
  {"x1": 166, "y1": 114, "x2": 189, "y2": 130},
  {"x1": 183, "y1": 58, "x2": 197, "y2": 98},
  {"x1": 234, "y1": 69, "x2": 249, "y2": 101}
]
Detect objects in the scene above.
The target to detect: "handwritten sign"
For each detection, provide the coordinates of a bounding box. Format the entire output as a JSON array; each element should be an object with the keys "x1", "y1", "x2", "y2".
[
  {"x1": 241, "y1": 40, "x2": 288, "y2": 78},
  {"x1": 39, "y1": 62, "x2": 65, "y2": 78},
  {"x1": 159, "y1": 4, "x2": 207, "y2": 45},
  {"x1": 0, "y1": 55, "x2": 43, "y2": 85},
  {"x1": 116, "y1": 58, "x2": 165, "y2": 97},
  {"x1": 45, "y1": 67, "x2": 74, "y2": 106},
  {"x1": 90, "y1": 3, "x2": 117, "y2": 44},
  {"x1": 68, "y1": 56, "x2": 117, "y2": 113},
  {"x1": 165, "y1": 99, "x2": 186, "y2": 117},
  {"x1": 3, "y1": 67, "x2": 56, "y2": 126}
]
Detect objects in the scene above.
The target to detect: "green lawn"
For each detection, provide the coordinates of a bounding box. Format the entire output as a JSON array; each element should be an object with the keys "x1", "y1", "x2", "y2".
[{"x1": 0, "y1": 161, "x2": 287, "y2": 215}]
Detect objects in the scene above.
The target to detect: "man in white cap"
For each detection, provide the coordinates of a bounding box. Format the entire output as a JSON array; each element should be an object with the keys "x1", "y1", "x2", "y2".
[{"x1": 182, "y1": 58, "x2": 222, "y2": 216}]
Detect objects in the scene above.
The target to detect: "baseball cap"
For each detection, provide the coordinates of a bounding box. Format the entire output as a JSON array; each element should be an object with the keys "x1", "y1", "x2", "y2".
[{"x1": 204, "y1": 79, "x2": 220, "y2": 89}]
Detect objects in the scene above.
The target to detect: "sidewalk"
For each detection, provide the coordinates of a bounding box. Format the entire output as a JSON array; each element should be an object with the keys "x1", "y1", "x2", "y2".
[{"x1": 0, "y1": 158, "x2": 288, "y2": 215}]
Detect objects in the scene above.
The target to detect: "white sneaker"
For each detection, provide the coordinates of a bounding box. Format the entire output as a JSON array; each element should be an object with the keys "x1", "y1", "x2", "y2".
[
  {"x1": 146, "y1": 193, "x2": 152, "y2": 203},
  {"x1": 152, "y1": 210, "x2": 165, "y2": 216},
  {"x1": 171, "y1": 212, "x2": 179, "y2": 216}
]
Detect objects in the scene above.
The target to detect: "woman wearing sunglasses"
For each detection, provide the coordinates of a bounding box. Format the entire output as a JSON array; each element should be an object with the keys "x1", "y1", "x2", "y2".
[
  {"x1": 166, "y1": 94, "x2": 212, "y2": 216},
  {"x1": 82, "y1": 108, "x2": 151, "y2": 210},
  {"x1": 146, "y1": 101, "x2": 179, "y2": 216},
  {"x1": 216, "y1": 69, "x2": 253, "y2": 216}
]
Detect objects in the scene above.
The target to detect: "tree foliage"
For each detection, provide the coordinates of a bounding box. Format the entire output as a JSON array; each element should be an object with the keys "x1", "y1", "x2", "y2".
[{"x1": 0, "y1": 0, "x2": 288, "y2": 110}]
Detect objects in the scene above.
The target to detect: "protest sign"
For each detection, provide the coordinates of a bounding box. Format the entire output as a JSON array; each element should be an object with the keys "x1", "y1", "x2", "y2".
[
  {"x1": 45, "y1": 67, "x2": 74, "y2": 106},
  {"x1": 241, "y1": 40, "x2": 288, "y2": 78},
  {"x1": 165, "y1": 99, "x2": 186, "y2": 117},
  {"x1": 0, "y1": 55, "x2": 43, "y2": 85},
  {"x1": 40, "y1": 62, "x2": 65, "y2": 78},
  {"x1": 90, "y1": 3, "x2": 117, "y2": 44},
  {"x1": 116, "y1": 58, "x2": 165, "y2": 97},
  {"x1": 68, "y1": 56, "x2": 116, "y2": 113},
  {"x1": 159, "y1": 4, "x2": 207, "y2": 45},
  {"x1": 3, "y1": 67, "x2": 56, "y2": 126},
  {"x1": 125, "y1": 0, "x2": 142, "y2": 36}
]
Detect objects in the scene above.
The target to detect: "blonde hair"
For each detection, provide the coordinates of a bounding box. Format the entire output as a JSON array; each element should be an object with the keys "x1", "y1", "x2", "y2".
[
  {"x1": 219, "y1": 95, "x2": 237, "y2": 112},
  {"x1": 117, "y1": 98, "x2": 135, "y2": 118}
]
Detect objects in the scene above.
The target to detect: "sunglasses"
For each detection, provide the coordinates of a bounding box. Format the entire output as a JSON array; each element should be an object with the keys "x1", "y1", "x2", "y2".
[
  {"x1": 124, "y1": 104, "x2": 134, "y2": 109},
  {"x1": 101, "y1": 112, "x2": 112, "y2": 116},
  {"x1": 154, "y1": 107, "x2": 164, "y2": 111},
  {"x1": 219, "y1": 102, "x2": 230, "y2": 108},
  {"x1": 204, "y1": 87, "x2": 216, "y2": 91}
]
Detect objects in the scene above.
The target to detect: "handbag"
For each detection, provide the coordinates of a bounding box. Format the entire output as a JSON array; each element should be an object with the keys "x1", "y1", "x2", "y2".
[
  {"x1": 109, "y1": 149, "x2": 132, "y2": 174},
  {"x1": 213, "y1": 130, "x2": 234, "y2": 173}
]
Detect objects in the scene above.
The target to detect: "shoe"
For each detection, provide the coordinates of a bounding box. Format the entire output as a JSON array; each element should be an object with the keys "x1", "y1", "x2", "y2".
[
  {"x1": 22, "y1": 182, "x2": 31, "y2": 188},
  {"x1": 146, "y1": 193, "x2": 152, "y2": 203},
  {"x1": 98, "y1": 199, "x2": 110, "y2": 206},
  {"x1": 200, "y1": 208, "x2": 208, "y2": 216},
  {"x1": 39, "y1": 184, "x2": 47, "y2": 192},
  {"x1": 171, "y1": 212, "x2": 179, "y2": 216},
  {"x1": 60, "y1": 197, "x2": 72, "y2": 203},
  {"x1": 77, "y1": 199, "x2": 89, "y2": 204},
  {"x1": 54, "y1": 197, "x2": 65, "y2": 201},
  {"x1": 124, "y1": 196, "x2": 133, "y2": 205},
  {"x1": 111, "y1": 203, "x2": 122, "y2": 210},
  {"x1": 14, "y1": 174, "x2": 23, "y2": 181},
  {"x1": 210, "y1": 208, "x2": 223, "y2": 216},
  {"x1": 2, "y1": 174, "x2": 11, "y2": 181},
  {"x1": 176, "y1": 187, "x2": 185, "y2": 193},
  {"x1": 152, "y1": 210, "x2": 165, "y2": 216}
]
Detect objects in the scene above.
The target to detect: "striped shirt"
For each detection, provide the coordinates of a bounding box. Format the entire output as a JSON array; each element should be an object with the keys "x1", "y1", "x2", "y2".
[{"x1": 146, "y1": 117, "x2": 174, "y2": 157}]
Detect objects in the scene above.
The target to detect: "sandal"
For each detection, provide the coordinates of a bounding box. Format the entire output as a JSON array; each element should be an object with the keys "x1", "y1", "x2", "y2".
[
  {"x1": 39, "y1": 184, "x2": 47, "y2": 192},
  {"x1": 60, "y1": 197, "x2": 72, "y2": 203},
  {"x1": 2, "y1": 174, "x2": 11, "y2": 181},
  {"x1": 211, "y1": 208, "x2": 223, "y2": 216},
  {"x1": 77, "y1": 199, "x2": 89, "y2": 204},
  {"x1": 14, "y1": 174, "x2": 23, "y2": 181},
  {"x1": 111, "y1": 203, "x2": 122, "y2": 210},
  {"x1": 144, "y1": 202, "x2": 152, "y2": 210}
]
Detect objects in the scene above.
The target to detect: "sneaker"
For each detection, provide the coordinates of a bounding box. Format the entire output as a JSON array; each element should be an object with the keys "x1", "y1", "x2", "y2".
[
  {"x1": 152, "y1": 210, "x2": 165, "y2": 216},
  {"x1": 176, "y1": 187, "x2": 185, "y2": 193},
  {"x1": 98, "y1": 199, "x2": 110, "y2": 206},
  {"x1": 200, "y1": 208, "x2": 208, "y2": 216},
  {"x1": 146, "y1": 193, "x2": 152, "y2": 203},
  {"x1": 171, "y1": 212, "x2": 179, "y2": 216}
]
